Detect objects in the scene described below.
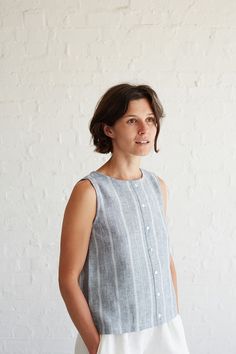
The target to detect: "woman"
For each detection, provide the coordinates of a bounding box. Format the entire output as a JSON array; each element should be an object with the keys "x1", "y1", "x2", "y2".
[{"x1": 58, "y1": 83, "x2": 190, "y2": 354}]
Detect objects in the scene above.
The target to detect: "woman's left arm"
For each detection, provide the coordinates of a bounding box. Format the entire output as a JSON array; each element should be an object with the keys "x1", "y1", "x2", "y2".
[
  {"x1": 158, "y1": 176, "x2": 180, "y2": 314},
  {"x1": 170, "y1": 255, "x2": 180, "y2": 313}
]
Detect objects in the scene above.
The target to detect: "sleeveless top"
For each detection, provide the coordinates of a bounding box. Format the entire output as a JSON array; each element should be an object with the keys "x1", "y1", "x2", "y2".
[{"x1": 78, "y1": 168, "x2": 178, "y2": 335}]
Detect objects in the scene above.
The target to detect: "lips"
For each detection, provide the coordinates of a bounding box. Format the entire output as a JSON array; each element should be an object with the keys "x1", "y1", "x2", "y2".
[{"x1": 135, "y1": 140, "x2": 150, "y2": 144}]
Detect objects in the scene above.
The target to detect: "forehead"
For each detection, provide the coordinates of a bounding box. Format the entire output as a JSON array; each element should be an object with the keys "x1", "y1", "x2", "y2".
[{"x1": 125, "y1": 98, "x2": 153, "y2": 114}]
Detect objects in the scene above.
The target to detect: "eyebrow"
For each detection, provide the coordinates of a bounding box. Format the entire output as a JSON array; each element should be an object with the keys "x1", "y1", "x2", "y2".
[{"x1": 124, "y1": 113, "x2": 155, "y2": 118}]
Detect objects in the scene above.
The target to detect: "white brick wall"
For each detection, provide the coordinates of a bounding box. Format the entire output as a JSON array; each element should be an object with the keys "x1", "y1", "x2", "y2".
[{"x1": 1, "y1": 1, "x2": 236, "y2": 353}]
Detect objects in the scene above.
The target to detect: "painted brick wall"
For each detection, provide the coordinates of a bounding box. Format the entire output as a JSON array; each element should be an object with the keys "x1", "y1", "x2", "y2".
[{"x1": 1, "y1": 1, "x2": 236, "y2": 353}]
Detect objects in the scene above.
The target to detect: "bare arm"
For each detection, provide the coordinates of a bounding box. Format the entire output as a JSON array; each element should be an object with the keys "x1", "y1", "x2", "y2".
[
  {"x1": 58, "y1": 180, "x2": 100, "y2": 354},
  {"x1": 158, "y1": 176, "x2": 180, "y2": 314}
]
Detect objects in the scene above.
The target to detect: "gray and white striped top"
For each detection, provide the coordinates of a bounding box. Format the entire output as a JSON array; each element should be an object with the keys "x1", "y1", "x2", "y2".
[{"x1": 78, "y1": 167, "x2": 178, "y2": 335}]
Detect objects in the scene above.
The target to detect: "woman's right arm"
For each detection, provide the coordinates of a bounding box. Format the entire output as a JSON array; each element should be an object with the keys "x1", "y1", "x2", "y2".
[{"x1": 58, "y1": 179, "x2": 100, "y2": 354}]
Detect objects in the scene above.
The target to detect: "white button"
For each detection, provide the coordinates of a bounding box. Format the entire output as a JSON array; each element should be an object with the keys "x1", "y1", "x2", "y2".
[
  {"x1": 157, "y1": 292, "x2": 160, "y2": 296},
  {"x1": 146, "y1": 226, "x2": 150, "y2": 231},
  {"x1": 149, "y1": 247, "x2": 153, "y2": 252},
  {"x1": 158, "y1": 313, "x2": 162, "y2": 318},
  {"x1": 141, "y1": 203, "x2": 145, "y2": 207},
  {"x1": 134, "y1": 183, "x2": 138, "y2": 187},
  {"x1": 154, "y1": 270, "x2": 158, "y2": 274}
]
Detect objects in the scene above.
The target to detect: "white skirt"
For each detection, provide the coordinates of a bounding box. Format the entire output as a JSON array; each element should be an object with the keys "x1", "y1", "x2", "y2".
[{"x1": 74, "y1": 314, "x2": 190, "y2": 354}]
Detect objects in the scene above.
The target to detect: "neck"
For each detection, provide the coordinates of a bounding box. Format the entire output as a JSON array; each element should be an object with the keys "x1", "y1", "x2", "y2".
[{"x1": 98, "y1": 156, "x2": 142, "y2": 180}]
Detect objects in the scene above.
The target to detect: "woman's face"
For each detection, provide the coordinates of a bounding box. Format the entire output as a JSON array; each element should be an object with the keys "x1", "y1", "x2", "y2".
[{"x1": 104, "y1": 98, "x2": 157, "y2": 157}]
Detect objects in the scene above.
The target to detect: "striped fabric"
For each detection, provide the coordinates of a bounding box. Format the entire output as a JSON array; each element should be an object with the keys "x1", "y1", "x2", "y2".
[{"x1": 78, "y1": 168, "x2": 178, "y2": 335}]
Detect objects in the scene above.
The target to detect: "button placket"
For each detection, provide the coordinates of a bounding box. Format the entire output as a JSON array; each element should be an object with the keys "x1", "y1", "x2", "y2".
[
  {"x1": 144, "y1": 215, "x2": 161, "y2": 322},
  {"x1": 142, "y1": 204, "x2": 161, "y2": 317},
  {"x1": 132, "y1": 180, "x2": 161, "y2": 323}
]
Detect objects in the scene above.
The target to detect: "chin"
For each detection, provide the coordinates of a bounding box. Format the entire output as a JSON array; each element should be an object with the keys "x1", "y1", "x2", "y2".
[
  {"x1": 133, "y1": 151, "x2": 151, "y2": 157},
  {"x1": 136, "y1": 146, "x2": 153, "y2": 155}
]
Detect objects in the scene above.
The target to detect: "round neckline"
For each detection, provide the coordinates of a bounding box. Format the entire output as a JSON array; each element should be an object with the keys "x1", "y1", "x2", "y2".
[{"x1": 91, "y1": 168, "x2": 145, "y2": 182}]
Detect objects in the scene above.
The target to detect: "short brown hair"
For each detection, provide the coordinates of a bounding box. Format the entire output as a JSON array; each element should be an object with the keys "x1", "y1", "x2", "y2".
[{"x1": 89, "y1": 83, "x2": 165, "y2": 154}]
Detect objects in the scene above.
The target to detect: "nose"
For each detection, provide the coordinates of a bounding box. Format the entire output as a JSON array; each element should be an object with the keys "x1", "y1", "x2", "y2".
[{"x1": 138, "y1": 121, "x2": 148, "y2": 134}]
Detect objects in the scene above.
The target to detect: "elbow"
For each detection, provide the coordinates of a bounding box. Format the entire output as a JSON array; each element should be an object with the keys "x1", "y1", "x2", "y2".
[
  {"x1": 58, "y1": 274, "x2": 67, "y2": 295},
  {"x1": 58, "y1": 275, "x2": 66, "y2": 292},
  {"x1": 58, "y1": 272, "x2": 79, "y2": 293},
  {"x1": 58, "y1": 268, "x2": 65, "y2": 290}
]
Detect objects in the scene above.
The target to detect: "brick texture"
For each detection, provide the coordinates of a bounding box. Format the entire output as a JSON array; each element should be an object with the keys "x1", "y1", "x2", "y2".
[{"x1": 1, "y1": 0, "x2": 236, "y2": 353}]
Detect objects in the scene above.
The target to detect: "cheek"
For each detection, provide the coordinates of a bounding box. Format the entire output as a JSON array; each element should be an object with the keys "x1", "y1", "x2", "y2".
[
  {"x1": 151, "y1": 126, "x2": 157, "y2": 137},
  {"x1": 116, "y1": 132, "x2": 130, "y2": 144}
]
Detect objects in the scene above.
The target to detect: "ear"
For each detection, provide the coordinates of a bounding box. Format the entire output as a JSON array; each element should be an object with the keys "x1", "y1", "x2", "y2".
[{"x1": 103, "y1": 123, "x2": 114, "y2": 139}]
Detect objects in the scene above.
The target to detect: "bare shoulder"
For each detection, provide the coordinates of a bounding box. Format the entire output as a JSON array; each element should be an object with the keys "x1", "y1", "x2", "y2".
[
  {"x1": 67, "y1": 177, "x2": 97, "y2": 203},
  {"x1": 157, "y1": 176, "x2": 168, "y2": 193},
  {"x1": 153, "y1": 174, "x2": 168, "y2": 193},
  {"x1": 72, "y1": 178, "x2": 96, "y2": 199},
  {"x1": 64, "y1": 178, "x2": 96, "y2": 222},
  {"x1": 154, "y1": 174, "x2": 168, "y2": 214}
]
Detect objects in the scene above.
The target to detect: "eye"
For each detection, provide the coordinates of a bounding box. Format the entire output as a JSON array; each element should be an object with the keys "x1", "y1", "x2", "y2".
[
  {"x1": 147, "y1": 117, "x2": 156, "y2": 123},
  {"x1": 127, "y1": 118, "x2": 137, "y2": 124}
]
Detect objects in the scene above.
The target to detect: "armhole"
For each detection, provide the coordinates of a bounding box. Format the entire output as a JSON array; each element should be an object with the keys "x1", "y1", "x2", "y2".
[
  {"x1": 149, "y1": 172, "x2": 165, "y2": 216},
  {"x1": 150, "y1": 172, "x2": 173, "y2": 257},
  {"x1": 77, "y1": 176, "x2": 100, "y2": 225}
]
